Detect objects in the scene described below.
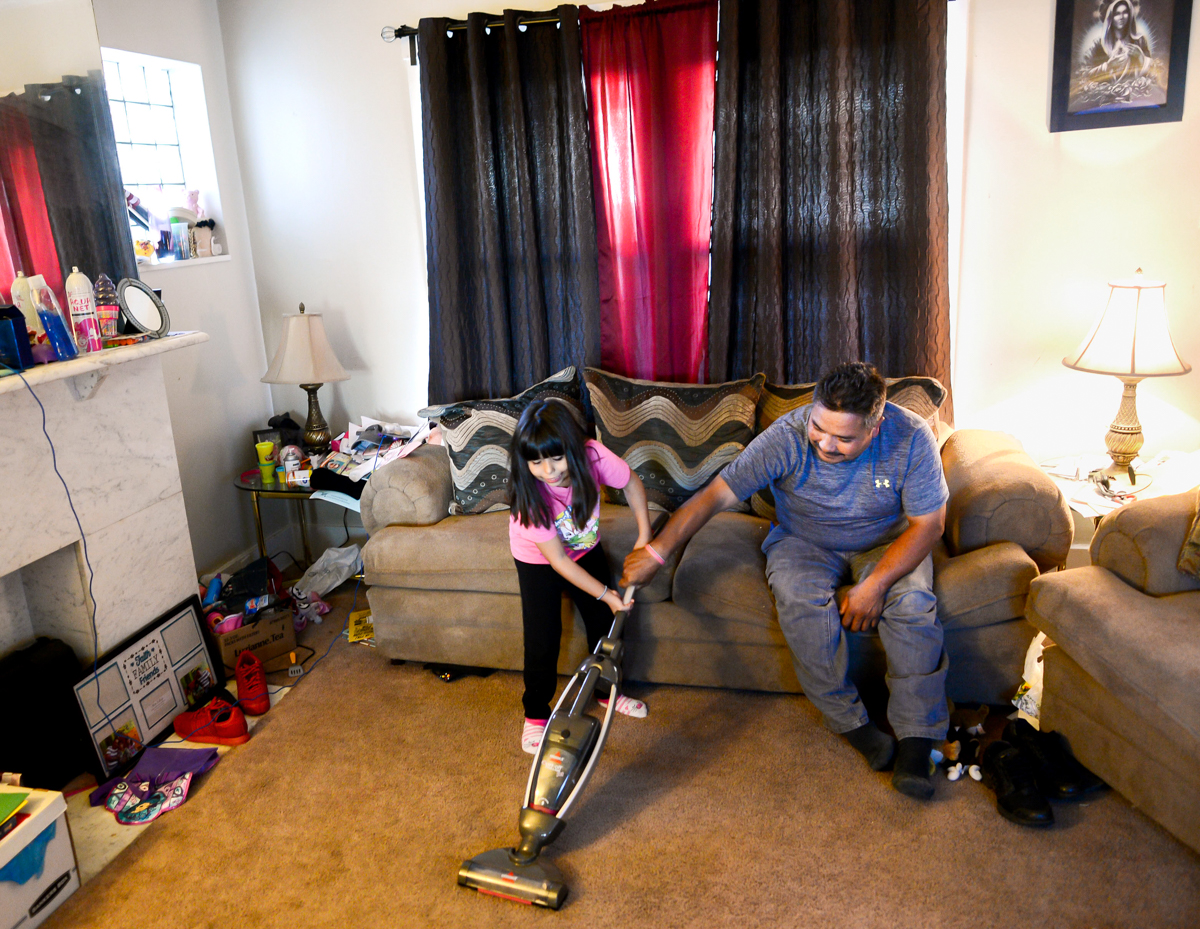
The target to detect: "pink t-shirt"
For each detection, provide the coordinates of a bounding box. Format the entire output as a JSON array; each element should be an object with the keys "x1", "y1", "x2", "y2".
[{"x1": 509, "y1": 440, "x2": 632, "y2": 565}]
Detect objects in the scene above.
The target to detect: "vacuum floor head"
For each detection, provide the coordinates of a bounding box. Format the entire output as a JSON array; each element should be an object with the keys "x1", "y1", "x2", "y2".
[{"x1": 458, "y1": 848, "x2": 567, "y2": 909}]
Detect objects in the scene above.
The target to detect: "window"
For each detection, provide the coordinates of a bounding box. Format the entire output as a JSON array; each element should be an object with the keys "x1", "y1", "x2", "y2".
[{"x1": 100, "y1": 48, "x2": 223, "y2": 258}]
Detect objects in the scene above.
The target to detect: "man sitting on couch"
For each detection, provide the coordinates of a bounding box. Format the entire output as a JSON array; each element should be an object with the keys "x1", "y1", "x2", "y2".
[{"x1": 622, "y1": 362, "x2": 950, "y2": 799}]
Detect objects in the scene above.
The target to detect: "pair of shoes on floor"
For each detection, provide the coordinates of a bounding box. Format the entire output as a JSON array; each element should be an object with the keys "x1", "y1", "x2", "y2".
[
  {"x1": 980, "y1": 719, "x2": 1107, "y2": 828},
  {"x1": 1003, "y1": 718, "x2": 1106, "y2": 800},
  {"x1": 598, "y1": 694, "x2": 648, "y2": 718}
]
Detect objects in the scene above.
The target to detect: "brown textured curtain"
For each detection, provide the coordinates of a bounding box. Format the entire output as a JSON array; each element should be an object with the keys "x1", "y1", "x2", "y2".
[
  {"x1": 708, "y1": 0, "x2": 952, "y2": 421},
  {"x1": 419, "y1": 8, "x2": 601, "y2": 404}
]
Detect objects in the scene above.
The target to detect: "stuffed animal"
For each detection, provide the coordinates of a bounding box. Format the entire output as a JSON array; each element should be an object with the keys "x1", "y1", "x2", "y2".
[
  {"x1": 941, "y1": 700, "x2": 988, "y2": 781},
  {"x1": 290, "y1": 584, "x2": 331, "y2": 631}
]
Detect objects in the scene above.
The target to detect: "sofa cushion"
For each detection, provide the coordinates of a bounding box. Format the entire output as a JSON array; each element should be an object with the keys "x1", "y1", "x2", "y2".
[
  {"x1": 1027, "y1": 566, "x2": 1200, "y2": 744},
  {"x1": 671, "y1": 512, "x2": 776, "y2": 642},
  {"x1": 417, "y1": 367, "x2": 586, "y2": 515},
  {"x1": 364, "y1": 511, "x2": 518, "y2": 593},
  {"x1": 363, "y1": 504, "x2": 676, "y2": 602},
  {"x1": 584, "y1": 368, "x2": 764, "y2": 512},
  {"x1": 750, "y1": 376, "x2": 947, "y2": 520}
]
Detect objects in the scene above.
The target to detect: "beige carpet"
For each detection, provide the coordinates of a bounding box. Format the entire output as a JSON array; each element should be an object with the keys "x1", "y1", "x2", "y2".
[{"x1": 46, "y1": 597, "x2": 1200, "y2": 928}]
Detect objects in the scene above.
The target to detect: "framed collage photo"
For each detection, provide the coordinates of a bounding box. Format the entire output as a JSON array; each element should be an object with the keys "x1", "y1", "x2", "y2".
[
  {"x1": 73, "y1": 596, "x2": 223, "y2": 777},
  {"x1": 1050, "y1": 0, "x2": 1193, "y2": 131}
]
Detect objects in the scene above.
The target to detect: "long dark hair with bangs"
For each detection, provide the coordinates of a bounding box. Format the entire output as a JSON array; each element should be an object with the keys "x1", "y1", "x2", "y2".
[{"x1": 509, "y1": 399, "x2": 598, "y2": 530}]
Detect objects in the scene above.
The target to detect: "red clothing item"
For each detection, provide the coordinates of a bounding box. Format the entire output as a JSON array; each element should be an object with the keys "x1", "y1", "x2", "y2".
[{"x1": 509, "y1": 440, "x2": 631, "y2": 565}]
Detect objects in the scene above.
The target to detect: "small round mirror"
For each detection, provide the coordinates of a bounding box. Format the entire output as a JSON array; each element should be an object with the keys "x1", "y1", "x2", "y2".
[{"x1": 117, "y1": 278, "x2": 170, "y2": 338}]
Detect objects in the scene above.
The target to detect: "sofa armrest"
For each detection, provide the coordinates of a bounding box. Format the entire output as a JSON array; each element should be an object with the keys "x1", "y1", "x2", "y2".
[
  {"x1": 940, "y1": 429, "x2": 1072, "y2": 571},
  {"x1": 1090, "y1": 490, "x2": 1200, "y2": 596},
  {"x1": 360, "y1": 445, "x2": 454, "y2": 534}
]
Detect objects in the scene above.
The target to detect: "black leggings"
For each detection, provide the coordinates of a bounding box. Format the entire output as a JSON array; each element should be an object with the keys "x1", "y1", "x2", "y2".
[{"x1": 514, "y1": 546, "x2": 615, "y2": 720}]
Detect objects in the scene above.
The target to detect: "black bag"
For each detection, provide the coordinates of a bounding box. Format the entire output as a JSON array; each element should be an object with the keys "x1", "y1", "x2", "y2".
[{"x1": 0, "y1": 637, "x2": 97, "y2": 788}]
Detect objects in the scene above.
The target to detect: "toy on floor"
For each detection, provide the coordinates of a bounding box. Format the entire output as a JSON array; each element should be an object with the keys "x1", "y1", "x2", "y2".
[
  {"x1": 290, "y1": 584, "x2": 331, "y2": 631},
  {"x1": 941, "y1": 700, "x2": 988, "y2": 782}
]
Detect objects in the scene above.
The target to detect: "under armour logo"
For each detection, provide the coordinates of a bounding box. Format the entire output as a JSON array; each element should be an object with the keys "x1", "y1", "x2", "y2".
[{"x1": 875, "y1": 478, "x2": 891, "y2": 489}]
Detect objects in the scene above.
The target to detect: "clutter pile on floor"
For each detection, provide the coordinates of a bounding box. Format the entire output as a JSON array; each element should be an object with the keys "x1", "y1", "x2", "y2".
[{"x1": 87, "y1": 553, "x2": 360, "y2": 828}]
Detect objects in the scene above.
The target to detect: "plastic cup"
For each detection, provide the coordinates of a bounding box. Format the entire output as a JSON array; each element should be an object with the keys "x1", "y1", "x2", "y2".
[
  {"x1": 259, "y1": 463, "x2": 275, "y2": 483},
  {"x1": 255, "y1": 441, "x2": 274, "y2": 464}
]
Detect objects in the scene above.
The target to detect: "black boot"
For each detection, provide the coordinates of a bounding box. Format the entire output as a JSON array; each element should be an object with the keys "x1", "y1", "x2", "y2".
[
  {"x1": 1003, "y1": 719, "x2": 1106, "y2": 800},
  {"x1": 981, "y1": 740, "x2": 1054, "y2": 827}
]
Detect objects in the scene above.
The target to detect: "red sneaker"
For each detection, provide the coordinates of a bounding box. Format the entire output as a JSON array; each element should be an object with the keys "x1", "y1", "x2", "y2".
[
  {"x1": 235, "y1": 651, "x2": 270, "y2": 716},
  {"x1": 173, "y1": 699, "x2": 250, "y2": 745}
]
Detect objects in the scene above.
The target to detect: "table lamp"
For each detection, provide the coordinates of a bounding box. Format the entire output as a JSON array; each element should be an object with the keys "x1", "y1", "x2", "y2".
[
  {"x1": 1063, "y1": 269, "x2": 1191, "y2": 489},
  {"x1": 261, "y1": 303, "x2": 349, "y2": 453}
]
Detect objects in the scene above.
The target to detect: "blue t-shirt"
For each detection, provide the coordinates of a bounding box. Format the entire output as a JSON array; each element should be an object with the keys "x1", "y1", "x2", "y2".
[{"x1": 720, "y1": 402, "x2": 948, "y2": 552}]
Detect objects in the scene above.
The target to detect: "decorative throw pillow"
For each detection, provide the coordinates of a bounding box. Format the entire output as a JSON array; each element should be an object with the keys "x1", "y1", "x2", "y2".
[
  {"x1": 584, "y1": 368, "x2": 765, "y2": 512},
  {"x1": 750, "y1": 375, "x2": 948, "y2": 521},
  {"x1": 417, "y1": 367, "x2": 585, "y2": 515},
  {"x1": 1178, "y1": 489, "x2": 1200, "y2": 579}
]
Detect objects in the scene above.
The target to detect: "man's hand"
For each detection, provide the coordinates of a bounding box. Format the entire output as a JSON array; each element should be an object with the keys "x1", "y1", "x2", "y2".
[
  {"x1": 838, "y1": 577, "x2": 886, "y2": 632},
  {"x1": 620, "y1": 547, "x2": 660, "y2": 588}
]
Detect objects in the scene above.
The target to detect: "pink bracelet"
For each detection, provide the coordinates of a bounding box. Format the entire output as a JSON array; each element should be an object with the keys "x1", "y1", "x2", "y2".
[{"x1": 644, "y1": 543, "x2": 665, "y2": 565}]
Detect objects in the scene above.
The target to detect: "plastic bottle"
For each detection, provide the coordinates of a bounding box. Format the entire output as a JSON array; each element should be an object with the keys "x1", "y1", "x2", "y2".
[
  {"x1": 27, "y1": 275, "x2": 77, "y2": 361},
  {"x1": 8, "y1": 272, "x2": 41, "y2": 339},
  {"x1": 65, "y1": 267, "x2": 103, "y2": 353}
]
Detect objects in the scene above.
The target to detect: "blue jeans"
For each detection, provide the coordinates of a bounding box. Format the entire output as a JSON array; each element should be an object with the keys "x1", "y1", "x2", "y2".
[{"x1": 764, "y1": 533, "x2": 948, "y2": 741}]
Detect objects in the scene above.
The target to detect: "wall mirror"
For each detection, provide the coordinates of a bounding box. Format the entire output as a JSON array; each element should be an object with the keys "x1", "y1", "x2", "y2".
[
  {"x1": 117, "y1": 277, "x2": 169, "y2": 337},
  {"x1": 0, "y1": 0, "x2": 137, "y2": 309}
]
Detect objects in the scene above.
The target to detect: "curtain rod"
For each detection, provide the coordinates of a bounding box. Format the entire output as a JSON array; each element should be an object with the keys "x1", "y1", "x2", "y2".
[{"x1": 382, "y1": 15, "x2": 562, "y2": 63}]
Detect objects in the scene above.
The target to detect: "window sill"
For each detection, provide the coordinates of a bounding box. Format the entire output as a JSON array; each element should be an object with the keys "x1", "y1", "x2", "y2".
[{"x1": 138, "y1": 255, "x2": 232, "y2": 272}]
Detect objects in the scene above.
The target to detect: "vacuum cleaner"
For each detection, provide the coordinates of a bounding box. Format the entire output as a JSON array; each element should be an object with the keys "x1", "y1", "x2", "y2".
[{"x1": 458, "y1": 587, "x2": 636, "y2": 909}]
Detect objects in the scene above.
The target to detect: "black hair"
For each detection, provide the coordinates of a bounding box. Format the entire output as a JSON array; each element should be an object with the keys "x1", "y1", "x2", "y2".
[
  {"x1": 813, "y1": 362, "x2": 887, "y2": 428},
  {"x1": 508, "y1": 399, "x2": 598, "y2": 530}
]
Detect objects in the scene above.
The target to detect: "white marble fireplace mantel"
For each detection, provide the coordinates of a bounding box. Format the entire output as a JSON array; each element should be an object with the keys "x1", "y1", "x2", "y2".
[{"x1": 0, "y1": 332, "x2": 208, "y2": 661}]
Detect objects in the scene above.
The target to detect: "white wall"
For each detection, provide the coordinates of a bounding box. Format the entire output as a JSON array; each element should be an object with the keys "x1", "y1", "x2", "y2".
[
  {"x1": 953, "y1": 0, "x2": 1200, "y2": 463},
  {"x1": 92, "y1": 0, "x2": 281, "y2": 574},
  {"x1": 216, "y1": 0, "x2": 563, "y2": 432}
]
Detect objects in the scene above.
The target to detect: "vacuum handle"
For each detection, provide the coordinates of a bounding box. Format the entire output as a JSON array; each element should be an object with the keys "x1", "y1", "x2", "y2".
[{"x1": 606, "y1": 586, "x2": 636, "y2": 642}]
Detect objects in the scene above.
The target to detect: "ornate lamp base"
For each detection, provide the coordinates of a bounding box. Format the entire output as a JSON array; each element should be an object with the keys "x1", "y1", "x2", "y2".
[
  {"x1": 1101, "y1": 376, "x2": 1153, "y2": 490},
  {"x1": 300, "y1": 383, "x2": 331, "y2": 453}
]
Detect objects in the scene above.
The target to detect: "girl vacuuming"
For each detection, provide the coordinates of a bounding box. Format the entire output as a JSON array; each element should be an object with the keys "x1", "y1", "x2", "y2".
[{"x1": 509, "y1": 398, "x2": 654, "y2": 753}]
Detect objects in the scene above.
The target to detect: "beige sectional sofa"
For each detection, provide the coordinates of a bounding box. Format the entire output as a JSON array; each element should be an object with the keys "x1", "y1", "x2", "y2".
[
  {"x1": 1026, "y1": 490, "x2": 1200, "y2": 852},
  {"x1": 361, "y1": 428, "x2": 1072, "y2": 705}
]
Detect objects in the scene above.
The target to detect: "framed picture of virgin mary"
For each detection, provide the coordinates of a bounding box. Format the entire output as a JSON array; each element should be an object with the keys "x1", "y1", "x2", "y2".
[{"x1": 1050, "y1": 0, "x2": 1193, "y2": 131}]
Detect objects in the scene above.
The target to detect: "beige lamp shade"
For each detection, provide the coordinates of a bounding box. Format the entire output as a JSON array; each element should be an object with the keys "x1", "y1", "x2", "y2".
[
  {"x1": 262, "y1": 305, "x2": 349, "y2": 385},
  {"x1": 1063, "y1": 271, "x2": 1191, "y2": 378}
]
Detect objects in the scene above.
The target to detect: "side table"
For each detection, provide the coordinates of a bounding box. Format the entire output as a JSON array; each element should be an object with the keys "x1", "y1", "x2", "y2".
[
  {"x1": 234, "y1": 474, "x2": 313, "y2": 566},
  {"x1": 1041, "y1": 451, "x2": 1200, "y2": 568}
]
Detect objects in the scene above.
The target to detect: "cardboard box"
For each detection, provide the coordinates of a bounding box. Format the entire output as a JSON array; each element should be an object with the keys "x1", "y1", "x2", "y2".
[
  {"x1": 0, "y1": 787, "x2": 79, "y2": 929},
  {"x1": 214, "y1": 609, "x2": 296, "y2": 672}
]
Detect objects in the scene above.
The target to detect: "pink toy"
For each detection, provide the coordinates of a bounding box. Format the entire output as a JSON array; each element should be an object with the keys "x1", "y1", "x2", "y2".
[{"x1": 290, "y1": 585, "x2": 332, "y2": 628}]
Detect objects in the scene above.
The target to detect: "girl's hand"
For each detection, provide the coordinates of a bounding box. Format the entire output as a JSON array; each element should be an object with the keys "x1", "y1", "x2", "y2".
[
  {"x1": 602, "y1": 589, "x2": 626, "y2": 614},
  {"x1": 633, "y1": 532, "x2": 653, "y2": 550}
]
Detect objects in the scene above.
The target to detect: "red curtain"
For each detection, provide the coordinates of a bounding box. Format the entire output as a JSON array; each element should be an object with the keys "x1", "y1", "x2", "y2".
[
  {"x1": 0, "y1": 104, "x2": 63, "y2": 301},
  {"x1": 580, "y1": 0, "x2": 717, "y2": 382}
]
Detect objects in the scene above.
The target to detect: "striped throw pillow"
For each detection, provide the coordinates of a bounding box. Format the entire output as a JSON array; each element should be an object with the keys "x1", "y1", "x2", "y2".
[
  {"x1": 750, "y1": 375, "x2": 948, "y2": 520},
  {"x1": 418, "y1": 367, "x2": 586, "y2": 515},
  {"x1": 584, "y1": 368, "x2": 765, "y2": 512}
]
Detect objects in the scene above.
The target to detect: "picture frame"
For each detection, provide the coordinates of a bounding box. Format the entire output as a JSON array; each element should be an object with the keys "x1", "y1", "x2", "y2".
[
  {"x1": 1050, "y1": 0, "x2": 1193, "y2": 132},
  {"x1": 253, "y1": 427, "x2": 282, "y2": 453},
  {"x1": 73, "y1": 596, "x2": 224, "y2": 778}
]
